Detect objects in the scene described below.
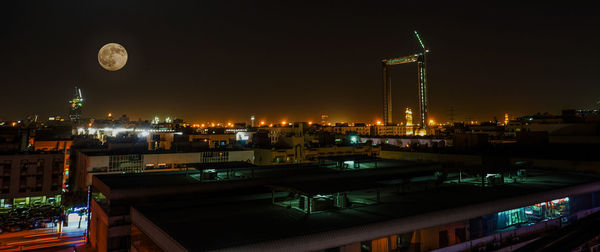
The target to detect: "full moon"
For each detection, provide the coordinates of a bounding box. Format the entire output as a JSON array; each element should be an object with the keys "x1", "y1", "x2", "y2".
[{"x1": 98, "y1": 43, "x2": 128, "y2": 71}]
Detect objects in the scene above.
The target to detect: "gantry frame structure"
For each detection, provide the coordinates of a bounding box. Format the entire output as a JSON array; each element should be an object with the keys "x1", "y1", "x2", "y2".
[{"x1": 382, "y1": 31, "x2": 429, "y2": 128}]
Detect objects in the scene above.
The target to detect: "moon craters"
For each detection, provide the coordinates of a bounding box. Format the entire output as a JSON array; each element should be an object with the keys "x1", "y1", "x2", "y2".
[{"x1": 98, "y1": 43, "x2": 128, "y2": 71}]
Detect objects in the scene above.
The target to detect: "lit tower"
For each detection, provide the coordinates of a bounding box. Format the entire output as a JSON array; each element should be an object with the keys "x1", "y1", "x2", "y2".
[
  {"x1": 321, "y1": 114, "x2": 329, "y2": 126},
  {"x1": 405, "y1": 108, "x2": 413, "y2": 135},
  {"x1": 68, "y1": 87, "x2": 83, "y2": 124}
]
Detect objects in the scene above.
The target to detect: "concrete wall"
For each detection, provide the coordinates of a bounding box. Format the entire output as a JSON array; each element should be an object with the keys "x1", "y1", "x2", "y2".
[
  {"x1": 380, "y1": 151, "x2": 482, "y2": 166},
  {"x1": 509, "y1": 157, "x2": 600, "y2": 173},
  {"x1": 228, "y1": 150, "x2": 254, "y2": 163},
  {"x1": 88, "y1": 156, "x2": 110, "y2": 171},
  {"x1": 90, "y1": 199, "x2": 109, "y2": 252},
  {"x1": 143, "y1": 153, "x2": 200, "y2": 165}
]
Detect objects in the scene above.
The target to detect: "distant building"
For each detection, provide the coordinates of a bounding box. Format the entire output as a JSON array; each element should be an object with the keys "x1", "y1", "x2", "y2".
[
  {"x1": 332, "y1": 125, "x2": 371, "y2": 136},
  {"x1": 507, "y1": 111, "x2": 600, "y2": 143},
  {"x1": 321, "y1": 114, "x2": 329, "y2": 126},
  {"x1": 406, "y1": 108, "x2": 414, "y2": 135},
  {"x1": 68, "y1": 87, "x2": 83, "y2": 124},
  {"x1": 372, "y1": 125, "x2": 405, "y2": 136},
  {"x1": 254, "y1": 145, "x2": 379, "y2": 165}
]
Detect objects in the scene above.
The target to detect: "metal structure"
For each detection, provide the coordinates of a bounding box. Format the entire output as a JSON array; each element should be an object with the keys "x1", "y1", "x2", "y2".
[
  {"x1": 382, "y1": 31, "x2": 429, "y2": 127},
  {"x1": 69, "y1": 87, "x2": 83, "y2": 123}
]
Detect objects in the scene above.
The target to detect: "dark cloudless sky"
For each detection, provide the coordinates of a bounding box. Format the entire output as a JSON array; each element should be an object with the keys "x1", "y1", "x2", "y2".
[{"x1": 1, "y1": 1, "x2": 599, "y2": 123}]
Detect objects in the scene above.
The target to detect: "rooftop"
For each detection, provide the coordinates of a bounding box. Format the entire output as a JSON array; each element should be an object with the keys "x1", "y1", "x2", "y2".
[
  {"x1": 131, "y1": 169, "x2": 600, "y2": 251},
  {"x1": 80, "y1": 147, "x2": 250, "y2": 156}
]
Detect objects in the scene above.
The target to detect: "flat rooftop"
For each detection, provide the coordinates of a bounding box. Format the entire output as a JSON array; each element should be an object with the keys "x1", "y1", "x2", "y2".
[
  {"x1": 80, "y1": 147, "x2": 249, "y2": 156},
  {"x1": 93, "y1": 159, "x2": 426, "y2": 191},
  {"x1": 132, "y1": 170, "x2": 600, "y2": 251}
]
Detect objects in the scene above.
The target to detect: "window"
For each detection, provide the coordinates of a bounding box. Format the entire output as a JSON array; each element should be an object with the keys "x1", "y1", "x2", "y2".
[
  {"x1": 439, "y1": 230, "x2": 449, "y2": 248},
  {"x1": 201, "y1": 151, "x2": 228, "y2": 163},
  {"x1": 109, "y1": 154, "x2": 143, "y2": 173},
  {"x1": 455, "y1": 228, "x2": 466, "y2": 243}
]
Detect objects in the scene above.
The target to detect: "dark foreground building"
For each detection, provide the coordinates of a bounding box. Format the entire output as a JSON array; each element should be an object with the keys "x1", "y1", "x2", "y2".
[{"x1": 87, "y1": 159, "x2": 600, "y2": 252}]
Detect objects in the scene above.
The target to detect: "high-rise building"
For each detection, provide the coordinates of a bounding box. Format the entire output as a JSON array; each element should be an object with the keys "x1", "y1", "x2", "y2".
[
  {"x1": 68, "y1": 87, "x2": 83, "y2": 124},
  {"x1": 405, "y1": 108, "x2": 413, "y2": 135},
  {"x1": 321, "y1": 114, "x2": 329, "y2": 126}
]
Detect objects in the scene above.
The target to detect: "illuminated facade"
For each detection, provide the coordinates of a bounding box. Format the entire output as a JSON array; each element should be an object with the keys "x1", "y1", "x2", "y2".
[
  {"x1": 0, "y1": 153, "x2": 64, "y2": 208},
  {"x1": 321, "y1": 114, "x2": 329, "y2": 126},
  {"x1": 405, "y1": 108, "x2": 414, "y2": 135},
  {"x1": 372, "y1": 125, "x2": 405, "y2": 136},
  {"x1": 332, "y1": 125, "x2": 371, "y2": 136}
]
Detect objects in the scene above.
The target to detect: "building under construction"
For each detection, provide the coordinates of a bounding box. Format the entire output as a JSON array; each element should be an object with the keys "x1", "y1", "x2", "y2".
[
  {"x1": 68, "y1": 87, "x2": 83, "y2": 124},
  {"x1": 382, "y1": 31, "x2": 429, "y2": 128}
]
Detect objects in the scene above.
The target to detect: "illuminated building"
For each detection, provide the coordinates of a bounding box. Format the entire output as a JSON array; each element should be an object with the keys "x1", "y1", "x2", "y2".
[
  {"x1": 332, "y1": 124, "x2": 371, "y2": 136},
  {"x1": 372, "y1": 125, "x2": 405, "y2": 136},
  {"x1": 405, "y1": 108, "x2": 414, "y2": 135},
  {"x1": 321, "y1": 114, "x2": 329, "y2": 126},
  {"x1": 68, "y1": 87, "x2": 83, "y2": 124},
  {"x1": 0, "y1": 153, "x2": 64, "y2": 209},
  {"x1": 504, "y1": 113, "x2": 509, "y2": 125}
]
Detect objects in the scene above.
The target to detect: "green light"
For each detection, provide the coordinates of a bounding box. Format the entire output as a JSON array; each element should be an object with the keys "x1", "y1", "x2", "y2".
[
  {"x1": 414, "y1": 30, "x2": 426, "y2": 50},
  {"x1": 350, "y1": 136, "x2": 358, "y2": 144}
]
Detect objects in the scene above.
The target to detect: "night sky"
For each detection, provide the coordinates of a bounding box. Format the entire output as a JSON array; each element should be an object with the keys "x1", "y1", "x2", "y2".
[{"x1": 2, "y1": 1, "x2": 599, "y2": 123}]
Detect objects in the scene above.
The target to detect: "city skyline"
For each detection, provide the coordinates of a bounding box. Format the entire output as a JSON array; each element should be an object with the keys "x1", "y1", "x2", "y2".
[
  {"x1": 3, "y1": 2, "x2": 600, "y2": 251},
  {"x1": 2, "y1": 2, "x2": 599, "y2": 123}
]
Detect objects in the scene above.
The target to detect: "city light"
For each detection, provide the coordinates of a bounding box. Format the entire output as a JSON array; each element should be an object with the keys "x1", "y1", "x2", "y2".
[{"x1": 5, "y1": 5, "x2": 596, "y2": 252}]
